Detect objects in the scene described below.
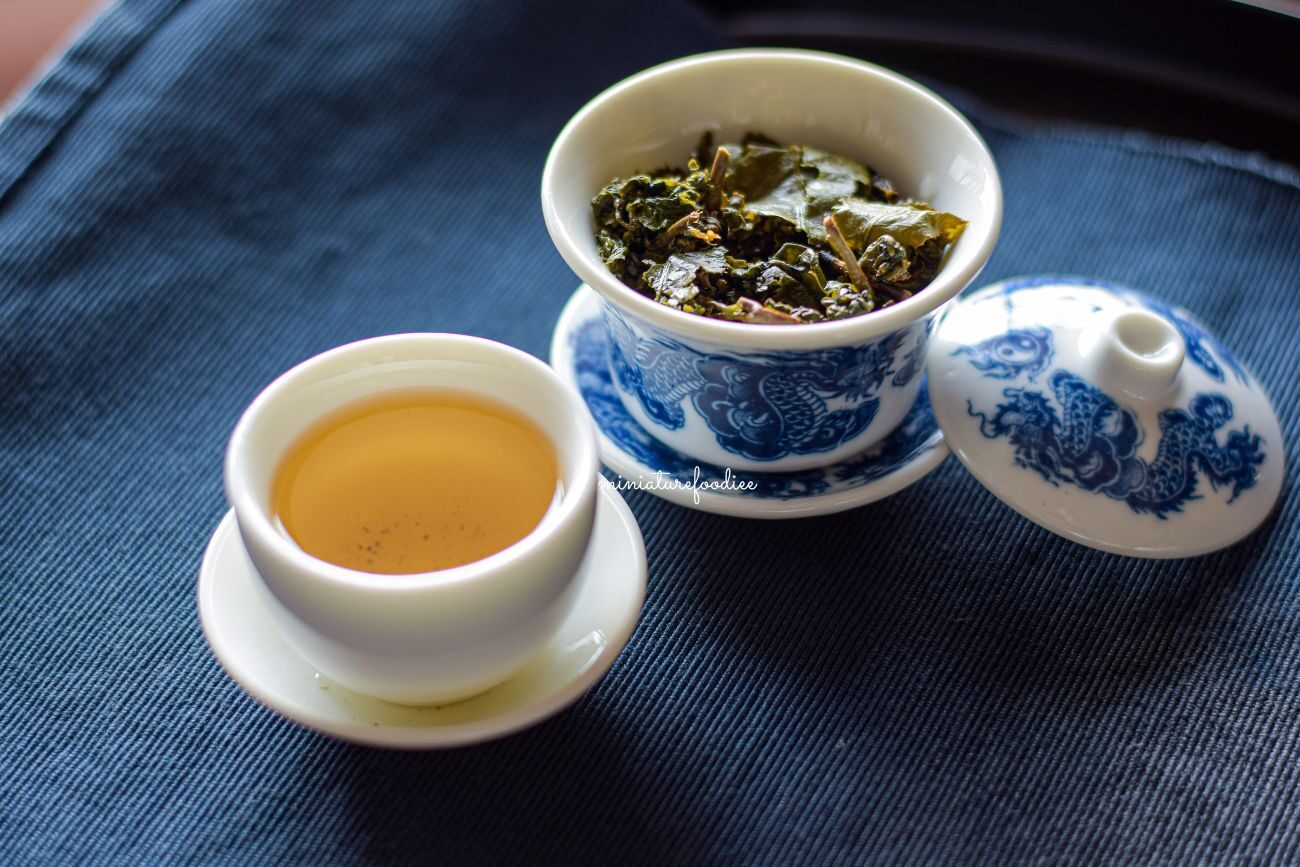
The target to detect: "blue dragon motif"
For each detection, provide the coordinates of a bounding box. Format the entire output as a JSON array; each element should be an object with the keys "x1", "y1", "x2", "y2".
[
  {"x1": 968, "y1": 369, "x2": 1264, "y2": 517},
  {"x1": 891, "y1": 316, "x2": 934, "y2": 388},
  {"x1": 604, "y1": 310, "x2": 915, "y2": 462},
  {"x1": 569, "y1": 318, "x2": 941, "y2": 499},
  {"x1": 951, "y1": 327, "x2": 1054, "y2": 381}
]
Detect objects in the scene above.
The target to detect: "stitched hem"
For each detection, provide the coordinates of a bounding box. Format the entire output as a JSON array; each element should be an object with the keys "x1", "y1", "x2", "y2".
[{"x1": 0, "y1": 0, "x2": 188, "y2": 204}]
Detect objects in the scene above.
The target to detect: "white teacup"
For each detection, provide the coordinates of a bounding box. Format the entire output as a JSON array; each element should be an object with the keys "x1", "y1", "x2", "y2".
[{"x1": 224, "y1": 334, "x2": 599, "y2": 706}]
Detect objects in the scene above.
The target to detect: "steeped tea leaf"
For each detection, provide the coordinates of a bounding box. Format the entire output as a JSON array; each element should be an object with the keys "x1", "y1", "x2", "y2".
[
  {"x1": 712, "y1": 296, "x2": 802, "y2": 325},
  {"x1": 591, "y1": 132, "x2": 967, "y2": 324},
  {"x1": 831, "y1": 200, "x2": 968, "y2": 250},
  {"x1": 722, "y1": 141, "x2": 875, "y2": 243},
  {"x1": 645, "y1": 248, "x2": 729, "y2": 308}
]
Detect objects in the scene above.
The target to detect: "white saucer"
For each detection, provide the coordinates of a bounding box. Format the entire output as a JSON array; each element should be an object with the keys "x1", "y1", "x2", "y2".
[
  {"x1": 549, "y1": 285, "x2": 949, "y2": 518},
  {"x1": 197, "y1": 484, "x2": 646, "y2": 749}
]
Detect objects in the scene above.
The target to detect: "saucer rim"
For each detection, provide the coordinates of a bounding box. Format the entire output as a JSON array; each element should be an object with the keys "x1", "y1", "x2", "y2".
[
  {"x1": 197, "y1": 483, "x2": 647, "y2": 749},
  {"x1": 548, "y1": 284, "x2": 950, "y2": 519}
]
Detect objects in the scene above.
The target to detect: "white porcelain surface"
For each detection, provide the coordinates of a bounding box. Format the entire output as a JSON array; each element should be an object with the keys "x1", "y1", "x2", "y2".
[
  {"x1": 928, "y1": 275, "x2": 1285, "y2": 558},
  {"x1": 541, "y1": 48, "x2": 1002, "y2": 472},
  {"x1": 550, "y1": 285, "x2": 949, "y2": 519},
  {"x1": 224, "y1": 334, "x2": 600, "y2": 705},
  {"x1": 198, "y1": 485, "x2": 646, "y2": 749}
]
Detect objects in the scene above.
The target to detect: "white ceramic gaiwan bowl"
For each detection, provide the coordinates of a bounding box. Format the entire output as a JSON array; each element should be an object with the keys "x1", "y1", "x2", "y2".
[
  {"x1": 542, "y1": 48, "x2": 1002, "y2": 472},
  {"x1": 224, "y1": 334, "x2": 599, "y2": 705}
]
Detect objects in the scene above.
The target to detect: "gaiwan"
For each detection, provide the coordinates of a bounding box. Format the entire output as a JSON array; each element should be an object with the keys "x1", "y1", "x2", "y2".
[
  {"x1": 542, "y1": 49, "x2": 1001, "y2": 481},
  {"x1": 592, "y1": 133, "x2": 967, "y2": 324}
]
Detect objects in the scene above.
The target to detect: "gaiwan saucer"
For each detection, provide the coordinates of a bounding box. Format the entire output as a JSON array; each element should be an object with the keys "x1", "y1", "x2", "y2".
[
  {"x1": 197, "y1": 483, "x2": 646, "y2": 749},
  {"x1": 549, "y1": 285, "x2": 949, "y2": 518}
]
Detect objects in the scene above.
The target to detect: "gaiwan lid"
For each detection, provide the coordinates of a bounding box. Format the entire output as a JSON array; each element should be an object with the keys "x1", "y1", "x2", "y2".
[{"x1": 926, "y1": 275, "x2": 1284, "y2": 558}]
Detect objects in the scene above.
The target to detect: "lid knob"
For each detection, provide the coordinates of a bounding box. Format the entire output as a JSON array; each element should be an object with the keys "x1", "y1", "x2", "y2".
[{"x1": 1080, "y1": 309, "x2": 1185, "y2": 400}]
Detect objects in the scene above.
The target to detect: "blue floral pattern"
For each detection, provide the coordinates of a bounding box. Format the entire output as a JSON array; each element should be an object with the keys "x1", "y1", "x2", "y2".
[
  {"x1": 570, "y1": 317, "x2": 942, "y2": 500},
  {"x1": 603, "y1": 308, "x2": 923, "y2": 462},
  {"x1": 966, "y1": 369, "x2": 1264, "y2": 518}
]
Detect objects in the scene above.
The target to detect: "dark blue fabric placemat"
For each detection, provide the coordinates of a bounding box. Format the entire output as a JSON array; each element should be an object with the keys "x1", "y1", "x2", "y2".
[{"x1": 2, "y1": 1, "x2": 1298, "y2": 863}]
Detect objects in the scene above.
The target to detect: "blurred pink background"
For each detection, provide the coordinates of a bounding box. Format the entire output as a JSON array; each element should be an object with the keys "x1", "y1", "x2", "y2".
[{"x1": 1, "y1": 0, "x2": 104, "y2": 103}]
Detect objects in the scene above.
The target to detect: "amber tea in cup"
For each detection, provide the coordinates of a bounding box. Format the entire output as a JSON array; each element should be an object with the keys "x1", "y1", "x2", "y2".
[{"x1": 271, "y1": 390, "x2": 560, "y2": 574}]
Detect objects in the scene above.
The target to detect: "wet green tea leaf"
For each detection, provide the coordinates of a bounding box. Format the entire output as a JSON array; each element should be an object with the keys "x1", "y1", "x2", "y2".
[
  {"x1": 590, "y1": 132, "x2": 966, "y2": 324},
  {"x1": 832, "y1": 200, "x2": 968, "y2": 250}
]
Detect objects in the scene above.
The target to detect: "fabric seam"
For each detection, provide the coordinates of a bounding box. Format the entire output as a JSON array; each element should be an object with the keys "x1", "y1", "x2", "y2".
[{"x1": 0, "y1": 0, "x2": 190, "y2": 206}]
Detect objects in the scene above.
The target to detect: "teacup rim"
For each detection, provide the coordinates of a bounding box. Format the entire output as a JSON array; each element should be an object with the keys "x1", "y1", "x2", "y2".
[
  {"x1": 224, "y1": 332, "x2": 599, "y2": 594},
  {"x1": 540, "y1": 47, "x2": 1003, "y2": 350}
]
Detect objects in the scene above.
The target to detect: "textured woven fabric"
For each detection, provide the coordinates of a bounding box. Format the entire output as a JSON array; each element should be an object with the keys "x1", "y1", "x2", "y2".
[{"x1": 2, "y1": 1, "x2": 1298, "y2": 863}]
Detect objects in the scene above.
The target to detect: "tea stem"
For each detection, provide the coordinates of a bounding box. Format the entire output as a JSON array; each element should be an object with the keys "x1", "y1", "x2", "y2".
[
  {"x1": 823, "y1": 215, "x2": 872, "y2": 292},
  {"x1": 705, "y1": 146, "x2": 730, "y2": 211},
  {"x1": 660, "y1": 210, "x2": 701, "y2": 247},
  {"x1": 874, "y1": 281, "x2": 910, "y2": 304},
  {"x1": 713, "y1": 296, "x2": 800, "y2": 324}
]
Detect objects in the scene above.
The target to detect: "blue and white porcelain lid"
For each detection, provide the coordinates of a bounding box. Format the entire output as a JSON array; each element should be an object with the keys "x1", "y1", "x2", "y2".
[{"x1": 927, "y1": 275, "x2": 1284, "y2": 558}]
